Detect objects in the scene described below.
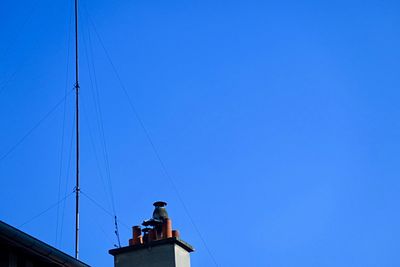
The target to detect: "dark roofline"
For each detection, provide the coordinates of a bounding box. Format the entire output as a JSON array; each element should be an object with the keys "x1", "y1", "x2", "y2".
[
  {"x1": 109, "y1": 237, "x2": 194, "y2": 256},
  {"x1": 0, "y1": 220, "x2": 90, "y2": 267}
]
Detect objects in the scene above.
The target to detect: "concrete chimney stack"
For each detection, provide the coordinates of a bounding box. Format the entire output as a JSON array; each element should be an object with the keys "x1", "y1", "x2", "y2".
[{"x1": 109, "y1": 201, "x2": 194, "y2": 267}]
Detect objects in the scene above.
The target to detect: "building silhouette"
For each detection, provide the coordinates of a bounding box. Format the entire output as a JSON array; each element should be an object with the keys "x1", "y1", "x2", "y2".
[{"x1": 0, "y1": 220, "x2": 89, "y2": 267}]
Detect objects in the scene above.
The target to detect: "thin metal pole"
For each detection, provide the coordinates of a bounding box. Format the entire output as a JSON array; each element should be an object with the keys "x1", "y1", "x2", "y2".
[{"x1": 74, "y1": 0, "x2": 80, "y2": 260}]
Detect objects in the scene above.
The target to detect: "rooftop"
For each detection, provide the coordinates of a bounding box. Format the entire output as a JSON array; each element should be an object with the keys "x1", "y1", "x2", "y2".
[{"x1": 0, "y1": 220, "x2": 90, "y2": 267}]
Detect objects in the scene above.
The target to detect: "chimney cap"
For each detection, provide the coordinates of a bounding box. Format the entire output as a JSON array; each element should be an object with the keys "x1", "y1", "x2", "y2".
[{"x1": 153, "y1": 201, "x2": 167, "y2": 207}]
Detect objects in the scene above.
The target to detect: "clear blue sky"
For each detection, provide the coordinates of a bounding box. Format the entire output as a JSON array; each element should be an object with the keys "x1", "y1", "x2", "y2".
[{"x1": 0, "y1": 0, "x2": 399, "y2": 266}]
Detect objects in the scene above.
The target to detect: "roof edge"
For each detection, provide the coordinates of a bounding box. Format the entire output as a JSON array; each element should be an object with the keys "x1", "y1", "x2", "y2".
[
  {"x1": 109, "y1": 237, "x2": 194, "y2": 256},
  {"x1": 0, "y1": 220, "x2": 90, "y2": 267}
]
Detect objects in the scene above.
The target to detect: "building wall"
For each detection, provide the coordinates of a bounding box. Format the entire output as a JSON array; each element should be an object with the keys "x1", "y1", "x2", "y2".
[
  {"x1": 114, "y1": 244, "x2": 191, "y2": 267},
  {"x1": 174, "y1": 245, "x2": 191, "y2": 267}
]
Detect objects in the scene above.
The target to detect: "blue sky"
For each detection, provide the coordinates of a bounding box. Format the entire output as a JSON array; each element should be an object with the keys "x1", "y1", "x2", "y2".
[{"x1": 0, "y1": 0, "x2": 400, "y2": 266}]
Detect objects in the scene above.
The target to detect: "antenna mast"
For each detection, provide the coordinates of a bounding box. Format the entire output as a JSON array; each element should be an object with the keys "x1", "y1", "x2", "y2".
[{"x1": 74, "y1": 0, "x2": 80, "y2": 260}]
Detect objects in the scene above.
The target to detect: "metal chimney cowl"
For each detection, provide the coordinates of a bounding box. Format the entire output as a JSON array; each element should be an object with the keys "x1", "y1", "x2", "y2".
[
  {"x1": 152, "y1": 201, "x2": 169, "y2": 221},
  {"x1": 109, "y1": 201, "x2": 194, "y2": 267}
]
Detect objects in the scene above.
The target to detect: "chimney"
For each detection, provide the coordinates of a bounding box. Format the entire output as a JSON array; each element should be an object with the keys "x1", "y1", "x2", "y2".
[{"x1": 109, "y1": 201, "x2": 194, "y2": 267}]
